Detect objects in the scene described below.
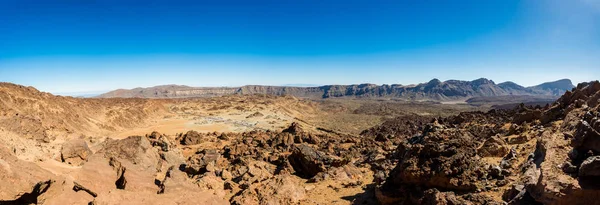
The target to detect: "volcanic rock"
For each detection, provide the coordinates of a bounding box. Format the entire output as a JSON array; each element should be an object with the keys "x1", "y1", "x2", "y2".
[
  {"x1": 377, "y1": 125, "x2": 486, "y2": 204},
  {"x1": 60, "y1": 139, "x2": 93, "y2": 166},
  {"x1": 420, "y1": 189, "x2": 465, "y2": 205},
  {"x1": 288, "y1": 144, "x2": 348, "y2": 179},
  {"x1": 579, "y1": 156, "x2": 600, "y2": 177},
  {"x1": 182, "y1": 149, "x2": 221, "y2": 176},
  {"x1": 477, "y1": 136, "x2": 509, "y2": 157},
  {"x1": 0, "y1": 145, "x2": 55, "y2": 202},
  {"x1": 230, "y1": 174, "x2": 306, "y2": 205},
  {"x1": 180, "y1": 130, "x2": 204, "y2": 145},
  {"x1": 513, "y1": 109, "x2": 542, "y2": 124}
]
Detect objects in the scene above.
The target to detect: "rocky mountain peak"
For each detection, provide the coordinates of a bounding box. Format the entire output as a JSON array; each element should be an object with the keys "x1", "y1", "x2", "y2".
[
  {"x1": 426, "y1": 78, "x2": 442, "y2": 85},
  {"x1": 498, "y1": 81, "x2": 524, "y2": 89},
  {"x1": 471, "y1": 78, "x2": 495, "y2": 86}
]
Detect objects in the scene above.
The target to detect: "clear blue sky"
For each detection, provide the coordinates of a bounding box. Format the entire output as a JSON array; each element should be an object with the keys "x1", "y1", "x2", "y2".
[{"x1": 0, "y1": 0, "x2": 599, "y2": 94}]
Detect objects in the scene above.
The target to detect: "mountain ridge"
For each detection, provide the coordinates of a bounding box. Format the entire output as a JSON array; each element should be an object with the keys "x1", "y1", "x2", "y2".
[{"x1": 97, "y1": 78, "x2": 576, "y2": 101}]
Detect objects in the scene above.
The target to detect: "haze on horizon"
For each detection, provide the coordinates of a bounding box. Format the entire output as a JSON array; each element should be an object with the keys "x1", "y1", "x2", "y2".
[{"x1": 1, "y1": 0, "x2": 599, "y2": 95}]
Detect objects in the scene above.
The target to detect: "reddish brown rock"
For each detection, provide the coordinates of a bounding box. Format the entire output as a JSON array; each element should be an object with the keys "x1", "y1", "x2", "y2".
[
  {"x1": 230, "y1": 174, "x2": 306, "y2": 205},
  {"x1": 477, "y1": 136, "x2": 509, "y2": 157},
  {"x1": 60, "y1": 139, "x2": 92, "y2": 166}
]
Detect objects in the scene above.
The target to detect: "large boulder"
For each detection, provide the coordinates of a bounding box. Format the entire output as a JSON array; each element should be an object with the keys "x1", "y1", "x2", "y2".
[
  {"x1": 477, "y1": 136, "x2": 509, "y2": 157},
  {"x1": 271, "y1": 132, "x2": 295, "y2": 147},
  {"x1": 579, "y1": 156, "x2": 600, "y2": 177},
  {"x1": 182, "y1": 149, "x2": 221, "y2": 176},
  {"x1": 377, "y1": 127, "x2": 486, "y2": 204},
  {"x1": 96, "y1": 136, "x2": 161, "y2": 171},
  {"x1": 288, "y1": 144, "x2": 348, "y2": 179},
  {"x1": 0, "y1": 145, "x2": 55, "y2": 203},
  {"x1": 180, "y1": 130, "x2": 203, "y2": 145},
  {"x1": 573, "y1": 119, "x2": 600, "y2": 153},
  {"x1": 60, "y1": 139, "x2": 92, "y2": 166},
  {"x1": 230, "y1": 174, "x2": 306, "y2": 205},
  {"x1": 232, "y1": 160, "x2": 277, "y2": 188},
  {"x1": 513, "y1": 109, "x2": 542, "y2": 124}
]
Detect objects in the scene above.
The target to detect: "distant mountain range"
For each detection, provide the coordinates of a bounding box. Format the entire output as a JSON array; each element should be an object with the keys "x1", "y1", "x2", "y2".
[{"x1": 97, "y1": 78, "x2": 575, "y2": 101}]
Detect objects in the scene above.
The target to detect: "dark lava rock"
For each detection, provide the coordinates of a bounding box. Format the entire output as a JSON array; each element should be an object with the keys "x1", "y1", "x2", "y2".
[
  {"x1": 579, "y1": 156, "x2": 600, "y2": 177},
  {"x1": 573, "y1": 120, "x2": 600, "y2": 153},
  {"x1": 489, "y1": 166, "x2": 503, "y2": 179},
  {"x1": 288, "y1": 144, "x2": 348, "y2": 179},
  {"x1": 282, "y1": 122, "x2": 304, "y2": 135},
  {"x1": 180, "y1": 130, "x2": 203, "y2": 145},
  {"x1": 377, "y1": 125, "x2": 486, "y2": 204},
  {"x1": 562, "y1": 161, "x2": 578, "y2": 174},
  {"x1": 513, "y1": 109, "x2": 542, "y2": 124},
  {"x1": 421, "y1": 189, "x2": 465, "y2": 205},
  {"x1": 182, "y1": 149, "x2": 221, "y2": 175}
]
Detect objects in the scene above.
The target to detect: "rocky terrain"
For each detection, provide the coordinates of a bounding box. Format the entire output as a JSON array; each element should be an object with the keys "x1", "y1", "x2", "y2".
[
  {"x1": 97, "y1": 78, "x2": 574, "y2": 101},
  {"x1": 2, "y1": 80, "x2": 600, "y2": 204},
  {"x1": 374, "y1": 80, "x2": 600, "y2": 204}
]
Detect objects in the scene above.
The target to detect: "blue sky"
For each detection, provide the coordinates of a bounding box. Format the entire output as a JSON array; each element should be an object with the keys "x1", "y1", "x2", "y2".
[{"x1": 0, "y1": 0, "x2": 599, "y2": 94}]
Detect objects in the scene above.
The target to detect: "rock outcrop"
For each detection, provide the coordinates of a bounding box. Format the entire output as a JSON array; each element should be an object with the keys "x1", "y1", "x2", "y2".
[
  {"x1": 0, "y1": 145, "x2": 55, "y2": 203},
  {"x1": 288, "y1": 144, "x2": 348, "y2": 178},
  {"x1": 60, "y1": 139, "x2": 92, "y2": 166},
  {"x1": 0, "y1": 132, "x2": 227, "y2": 204},
  {"x1": 179, "y1": 130, "x2": 204, "y2": 145},
  {"x1": 374, "y1": 81, "x2": 600, "y2": 204}
]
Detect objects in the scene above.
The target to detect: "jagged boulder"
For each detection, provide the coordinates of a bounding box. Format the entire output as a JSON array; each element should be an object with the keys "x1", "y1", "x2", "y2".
[
  {"x1": 513, "y1": 110, "x2": 542, "y2": 124},
  {"x1": 477, "y1": 136, "x2": 509, "y2": 157},
  {"x1": 573, "y1": 119, "x2": 600, "y2": 153},
  {"x1": 97, "y1": 136, "x2": 161, "y2": 170},
  {"x1": 233, "y1": 160, "x2": 277, "y2": 187},
  {"x1": 288, "y1": 144, "x2": 348, "y2": 179},
  {"x1": 180, "y1": 130, "x2": 203, "y2": 145},
  {"x1": 182, "y1": 149, "x2": 221, "y2": 176},
  {"x1": 377, "y1": 127, "x2": 486, "y2": 204},
  {"x1": 147, "y1": 131, "x2": 171, "y2": 152},
  {"x1": 60, "y1": 139, "x2": 92, "y2": 166},
  {"x1": 282, "y1": 122, "x2": 304, "y2": 135},
  {"x1": 271, "y1": 132, "x2": 295, "y2": 147},
  {"x1": 579, "y1": 156, "x2": 600, "y2": 177},
  {"x1": 421, "y1": 189, "x2": 466, "y2": 205},
  {"x1": 231, "y1": 174, "x2": 306, "y2": 205}
]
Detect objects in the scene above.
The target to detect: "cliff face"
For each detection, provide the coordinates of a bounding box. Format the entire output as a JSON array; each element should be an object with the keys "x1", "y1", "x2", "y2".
[
  {"x1": 98, "y1": 85, "x2": 239, "y2": 98},
  {"x1": 528, "y1": 79, "x2": 575, "y2": 96},
  {"x1": 97, "y1": 78, "x2": 575, "y2": 101},
  {"x1": 238, "y1": 86, "x2": 324, "y2": 98}
]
